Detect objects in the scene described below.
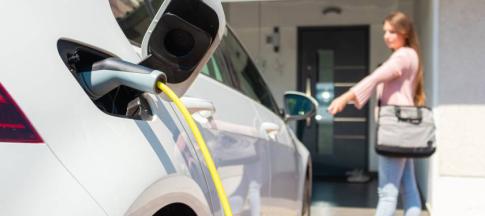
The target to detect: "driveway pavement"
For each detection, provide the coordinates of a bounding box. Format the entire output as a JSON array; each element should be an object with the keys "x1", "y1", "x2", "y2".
[{"x1": 310, "y1": 176, "x2": 430, "y2": 216}]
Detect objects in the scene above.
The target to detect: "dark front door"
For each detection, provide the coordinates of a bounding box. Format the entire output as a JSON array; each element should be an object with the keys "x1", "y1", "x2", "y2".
[{"x1": 297, "y1": 26, "x2": 369, "y2": 176}]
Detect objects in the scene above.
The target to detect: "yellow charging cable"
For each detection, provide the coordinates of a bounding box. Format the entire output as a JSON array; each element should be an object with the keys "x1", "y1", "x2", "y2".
[{"x1": 157, "y1": 82, "x2": 233, "y2": 216}]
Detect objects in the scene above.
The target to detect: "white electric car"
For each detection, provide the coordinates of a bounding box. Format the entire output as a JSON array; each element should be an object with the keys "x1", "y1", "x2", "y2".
[{"x1": 0, "y1": 0, "x2": 316, "y2": 215}]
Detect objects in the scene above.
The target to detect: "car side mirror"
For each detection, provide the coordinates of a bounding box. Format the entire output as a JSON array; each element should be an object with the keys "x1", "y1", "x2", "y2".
[
  {"x1": 283, "y1": 91, "x2": 319, "y2": 122},
  {"x1": 140, "y1": 0, "x2": 225, "y2": 97}
]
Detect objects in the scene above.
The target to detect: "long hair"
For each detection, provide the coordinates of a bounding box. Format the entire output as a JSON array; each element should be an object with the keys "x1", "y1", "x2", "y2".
[{"x1": 385, "y1": 11, "x2": 426, "y2": 106}]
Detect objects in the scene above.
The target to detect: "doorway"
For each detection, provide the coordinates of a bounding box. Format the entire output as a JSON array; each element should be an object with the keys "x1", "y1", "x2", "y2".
[{"x1": 297, "y1": 26, "x2": 370, "y2": 176}]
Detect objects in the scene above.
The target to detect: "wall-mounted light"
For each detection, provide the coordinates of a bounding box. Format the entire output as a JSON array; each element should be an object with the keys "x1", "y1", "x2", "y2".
[
  {"x1": 266, "y1": 27, "x2": 280, "y2": 52},
  {"x1": 322, "y1": 6, "x2": 342, "y2": 15}
]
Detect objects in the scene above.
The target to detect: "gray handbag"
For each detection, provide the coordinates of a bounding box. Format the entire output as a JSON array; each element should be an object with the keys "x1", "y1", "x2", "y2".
[{"x1": 376, "y1": 105, "x2": 436, "y2": 157}]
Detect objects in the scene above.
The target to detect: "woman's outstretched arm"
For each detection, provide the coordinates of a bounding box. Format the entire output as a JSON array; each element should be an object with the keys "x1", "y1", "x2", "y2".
[
  {"x1": 327, "y1": 91, "x2": 356, "y2": 115},
  {"x1": 327, "y1": 49, "x2": 410, "y2": 115}
]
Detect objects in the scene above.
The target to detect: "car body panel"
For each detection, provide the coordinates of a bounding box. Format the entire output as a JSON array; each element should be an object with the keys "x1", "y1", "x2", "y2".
[
  {"x1": 125, "y1": 174, "x2": 212, "y2": 216},
  {"x1": 0, "y1": 144, "x2": 106, "y2": 215},
  {"x1": 257, "y1": 104, "x2": 300, "y2": 214},
  {"x1": 184, "y1": 75, "x2": 271, "y2": 215}
]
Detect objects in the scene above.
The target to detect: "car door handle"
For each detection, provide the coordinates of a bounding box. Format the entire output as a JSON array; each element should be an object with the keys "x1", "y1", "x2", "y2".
[
  {"x1": 181, "y1": 96, "x2": 216, "y2": 119},
  {"x1": 260, "y1": 122, "x2": 280, "y2": 141}
]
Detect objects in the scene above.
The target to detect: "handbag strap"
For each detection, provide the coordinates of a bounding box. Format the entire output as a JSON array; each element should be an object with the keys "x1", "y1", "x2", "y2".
[
  {"x1": 394, "y1": 106, "x2": 423, "y2": 124},
  {"x1": 376, "y1": 99, "x2": 382, "y2": 124}
]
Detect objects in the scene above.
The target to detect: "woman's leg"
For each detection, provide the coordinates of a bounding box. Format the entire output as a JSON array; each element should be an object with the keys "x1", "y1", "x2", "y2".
[
  {"x1": 375, "y1": 156, "x2": 406, "y2": 216},
  {"x1": 400, "y1": 159, "x2": 422, "y2": 216}
]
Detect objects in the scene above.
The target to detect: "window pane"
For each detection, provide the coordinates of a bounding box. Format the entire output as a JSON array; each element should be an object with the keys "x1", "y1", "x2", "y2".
[
  {"x1": 108, "y1": 0, "x2": 164, "y2": 45},
  {"x1": 211, "y1": 58, "x2": 224, "y2": 82},
  {"x1": 200, "y1": 51, "x2": 234, "y2": 88},
  {"x1": 200, "y1": 63, "x2": 210, "y2": 76},
  {"x1": 201, "y1": 58, "x2": 221, "y2": 82},
  {"x1": 222, "y1": 30, "x2": 279, "y2": 113},
  {"x1": 148, "y1": 0, "x2": 164, "y2": 13}
]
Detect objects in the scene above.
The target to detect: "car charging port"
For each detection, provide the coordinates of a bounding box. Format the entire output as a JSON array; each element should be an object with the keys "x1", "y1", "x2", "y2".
[{"x1": 57, "y1": 39, "x2": 162, "y2": 120}]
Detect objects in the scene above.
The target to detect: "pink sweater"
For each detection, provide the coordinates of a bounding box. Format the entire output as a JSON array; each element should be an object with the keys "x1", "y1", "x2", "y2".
[{"x1": 350, "y1": 47, "x2": 419, "y2": 109}]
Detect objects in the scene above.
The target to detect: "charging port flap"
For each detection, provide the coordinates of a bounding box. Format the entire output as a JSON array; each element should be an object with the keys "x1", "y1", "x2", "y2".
[{"x1": 140, "y1": 0, "x2": 226, "y2": 97}]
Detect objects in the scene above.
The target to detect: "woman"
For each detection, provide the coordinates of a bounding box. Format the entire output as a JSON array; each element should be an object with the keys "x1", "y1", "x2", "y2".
[{"x1": 327, "y1": 11, "x2": 425, "y2": 216}]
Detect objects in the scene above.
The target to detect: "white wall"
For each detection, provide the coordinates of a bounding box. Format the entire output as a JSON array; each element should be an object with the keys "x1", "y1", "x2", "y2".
[
  {"x1": 224, "y1": 0, "x2": 412, "y2": 172},
  {"x1": 431, "y1": 0, "x2": 485, "y2": 214}
]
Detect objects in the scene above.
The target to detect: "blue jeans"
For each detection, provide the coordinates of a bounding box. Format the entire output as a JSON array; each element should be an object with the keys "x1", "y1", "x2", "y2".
[{"x1": 375, "y1": 156, "x2": 422, "y2": 216}]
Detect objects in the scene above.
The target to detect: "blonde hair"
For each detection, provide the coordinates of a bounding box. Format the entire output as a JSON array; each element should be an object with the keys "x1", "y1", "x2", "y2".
[{"x1": 385, "y1": 11, "x2": 426, "y2": 106}]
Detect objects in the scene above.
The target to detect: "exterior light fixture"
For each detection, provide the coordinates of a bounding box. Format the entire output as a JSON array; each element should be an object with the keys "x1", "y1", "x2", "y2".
[{"x1": 322, "y1": 6, "x2": 342, "y2": 15}]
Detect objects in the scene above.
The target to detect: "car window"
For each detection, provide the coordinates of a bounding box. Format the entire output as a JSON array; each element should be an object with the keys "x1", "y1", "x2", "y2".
[
  {"x1": 221, "y1": 29, "x2": 280, "y2": 114},
  {"x1": 108, "y1": 0, "x2": 164, "y2": 46},
  {"x1": 200, "y1": 53, "x2": 233, "y2": 87}
]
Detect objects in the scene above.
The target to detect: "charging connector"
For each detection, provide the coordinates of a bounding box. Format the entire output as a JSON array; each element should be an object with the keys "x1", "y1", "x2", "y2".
[{"x1": 79, "y1": 58, "x2": 167, "y2": 99}]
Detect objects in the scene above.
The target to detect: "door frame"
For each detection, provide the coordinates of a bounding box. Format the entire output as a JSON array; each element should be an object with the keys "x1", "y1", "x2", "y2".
[{"x1": 296, "y1": 25, "x2": 371, "y2": 174}]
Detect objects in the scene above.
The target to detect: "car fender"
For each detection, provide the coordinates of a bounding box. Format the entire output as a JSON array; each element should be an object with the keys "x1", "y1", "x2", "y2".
[{"x1": 125, "y1": 174, "x2": 213, "y2": 216}]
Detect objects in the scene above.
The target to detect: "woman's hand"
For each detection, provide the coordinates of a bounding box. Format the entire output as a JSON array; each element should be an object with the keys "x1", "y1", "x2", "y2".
[
  {"x1": 327, "y1": 91, "x2": 356, "y2": 115},
  {"x1": 327, "y1": 96, "x2": 347, "y2": 115}
]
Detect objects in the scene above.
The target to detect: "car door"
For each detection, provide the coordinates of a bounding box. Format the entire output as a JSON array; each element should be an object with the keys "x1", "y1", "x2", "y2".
[
  {"x1": 219, "y1": 28, "x2": 301, "y2": 215},
  {"x1": 183, "y1": 47, "x2": 272, "y2": 215}
]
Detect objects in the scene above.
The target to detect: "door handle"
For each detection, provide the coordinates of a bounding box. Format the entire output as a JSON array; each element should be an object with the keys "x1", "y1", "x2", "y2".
[
  {"x1": 181, "y1": 97, "x2": 216, "y2": 125},
  {"x1": 181, "y1": 96, "x2": 216, "y2": 115},
  {"x1": 260, "y1": 122, "x2": 280, "y2": 141}
]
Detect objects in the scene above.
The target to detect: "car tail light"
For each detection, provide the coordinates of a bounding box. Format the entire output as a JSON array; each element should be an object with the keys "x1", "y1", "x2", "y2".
[{"x1": 0, "y1": 83, "x2": 43, "y2": 143}]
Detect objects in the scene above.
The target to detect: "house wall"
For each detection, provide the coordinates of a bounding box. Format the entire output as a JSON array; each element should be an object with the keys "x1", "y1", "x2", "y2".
[
  {"x1": 431, "y1": 0, "x2": 485, "y2": 214},
  {"x1": 224, "y1": 0, "x2": 414, "y2": 172}
]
